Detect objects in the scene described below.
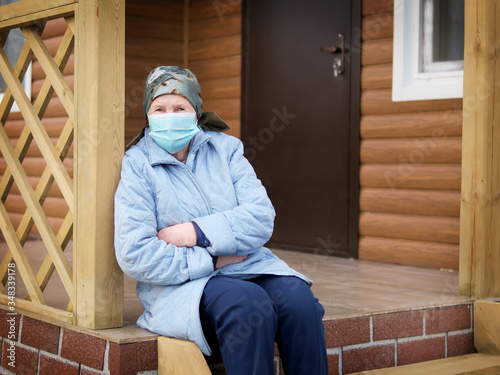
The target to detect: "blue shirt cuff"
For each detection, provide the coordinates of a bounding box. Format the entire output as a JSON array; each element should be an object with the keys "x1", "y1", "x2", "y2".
[{"x1": 192, "y1": 221, "x2": 211, "y2": 247}]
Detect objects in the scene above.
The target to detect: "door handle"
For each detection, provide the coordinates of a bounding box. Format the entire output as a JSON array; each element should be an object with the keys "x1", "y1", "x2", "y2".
[
  {"x1": 319, "y1": 46, "x2": 340, "y2": 53},
  {"x1": 320, "y1": 33, "x2": 345, "y2": 77}
]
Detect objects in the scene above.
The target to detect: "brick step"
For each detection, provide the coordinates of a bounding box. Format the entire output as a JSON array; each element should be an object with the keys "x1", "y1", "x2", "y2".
[
  {"x1": 350, "y1": 353, "x2": 500, "y2": 374},
  {"x1": 0, "y1": 301, "x2": 476, "y2": 374},
  {"x1": 348, "y1": 300, "x2": 500, "y2": 375}
]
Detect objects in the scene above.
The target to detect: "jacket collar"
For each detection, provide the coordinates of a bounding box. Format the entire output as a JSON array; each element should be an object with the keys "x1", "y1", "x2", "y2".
[{"x1": 142, "y1": 126, "x2": 211, "y2": 166}]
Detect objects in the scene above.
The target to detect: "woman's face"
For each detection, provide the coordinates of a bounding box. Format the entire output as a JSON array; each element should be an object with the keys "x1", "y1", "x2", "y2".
[{"x1": 148, "y1": 94, "x2": 196, "y2": 117}]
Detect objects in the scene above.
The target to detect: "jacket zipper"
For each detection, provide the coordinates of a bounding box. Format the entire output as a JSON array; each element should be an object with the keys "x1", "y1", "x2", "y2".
[
  {"x1": 178, "y1": 137, "x2": 213, "y2": 216},
  {"x1": 179, "y1": 163, "x2": 213, "y2": 216}
]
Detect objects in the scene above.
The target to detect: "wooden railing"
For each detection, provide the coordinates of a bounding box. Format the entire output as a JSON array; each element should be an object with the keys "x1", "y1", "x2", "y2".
[{"x1": 0, "y1": 0, "x2": 124, "y2": 329}]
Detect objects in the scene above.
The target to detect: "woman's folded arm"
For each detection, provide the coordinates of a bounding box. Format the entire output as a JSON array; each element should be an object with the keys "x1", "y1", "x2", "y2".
[
  {"x1": 114, "y1": 154, "x2": 214, "y2": 285},
  {"x1": 193, "y1": 138, "x2": 276, "y2": 256}
]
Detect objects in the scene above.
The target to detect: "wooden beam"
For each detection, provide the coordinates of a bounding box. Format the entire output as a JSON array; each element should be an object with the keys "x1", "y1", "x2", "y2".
[
  {"x1": 158, "y1": 337, "x2": 211, "y2": 375},
  {"x1": 474, "y1": 300, "x2": 500, "y2": 355},
  {"x1": 0, "y1": 200, "x2": 45, "y2": 304},
  {"x1": 360, "y1": 188, "x2": 460, "y2": 218},
  {"x1": 0, "y1": 47, "x2": 74, "y2": 300},
  {"x1": 0, "y1": 1, "x2": 76, "y2": 30},
  {"x1": 0, "y1": 0, "x2": 76, "y2": 20},
  {"x1": 359, "y1": 236, "x2": 459, "y2": 271},
  {"x1": 360, "y1": 164, "x2": 462, "y2": 191},
  {"x1": 349, "y1": 353, "x2": 500, "y2": 374},
  {"x1": 0, "y1": 25, "x2": 74, "y2": 254},
  {"x1": 74, "y1": 0, "x2": 125, "y2": 329},
  {"x1": 459, "y1": 0, "x2": 500, "y2": 298},
  {"x1": 0, "y1": 117, "x2": 74, "y2": 291},
  {"x1": 21, "y1": 26, "x2": 75, "y2": 123},
  {"x1": 0, "y1": 294, "x2": 73, "y2": 324},
  {"x1": 0, "y1": 43, "x2": 74, "y2": 212},
  {"x1": 359, "y1": 212, "x2": 459, "y2": 244}
]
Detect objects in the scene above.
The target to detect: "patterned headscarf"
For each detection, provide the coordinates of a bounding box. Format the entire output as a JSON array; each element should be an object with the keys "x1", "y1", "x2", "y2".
[
  {"x1": 143, "y1": 66, "x2": 229, "y2": 132},
  {"x1": 127, "y1": 66, "x2": 229, "y2": 148},
  {"x1": 143, "y1": 66, "x2": 202, "y2": 119}
]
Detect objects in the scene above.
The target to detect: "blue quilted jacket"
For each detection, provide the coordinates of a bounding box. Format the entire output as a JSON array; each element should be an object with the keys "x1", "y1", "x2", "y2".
[{"x1": 114, "y1": 128, "x2": 310, "y2": 355}]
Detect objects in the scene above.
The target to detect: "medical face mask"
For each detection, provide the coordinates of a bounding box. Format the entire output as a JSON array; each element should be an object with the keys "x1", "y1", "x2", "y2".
[{"x1": 147, "y1": 112, "x2": 199, "y2": 154}]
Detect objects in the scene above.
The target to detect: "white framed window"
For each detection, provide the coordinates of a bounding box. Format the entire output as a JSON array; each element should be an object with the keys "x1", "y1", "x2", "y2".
[
  {"x1": 392, "y1": 0, "x2": 464, "y2": 101},
  {"x1": 0, "y1": 0, "x2": 31, "y2": 112}
]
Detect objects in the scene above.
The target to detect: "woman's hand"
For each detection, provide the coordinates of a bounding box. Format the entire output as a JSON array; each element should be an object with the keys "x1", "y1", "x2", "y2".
[
  {"x1": 216, "y1": 255, "x2": 248, "y2": 269},
  {"x1": 157, "y1": 224, "x2": 248, "y2": 268},
  {"x1": 158, "y1": 222, "x2": 197, "y2": 247}
]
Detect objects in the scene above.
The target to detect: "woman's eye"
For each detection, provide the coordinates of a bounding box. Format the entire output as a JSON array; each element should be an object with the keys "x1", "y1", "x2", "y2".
[{"x1": 177, "y1": 107, "x2": 185, "y2": 112}]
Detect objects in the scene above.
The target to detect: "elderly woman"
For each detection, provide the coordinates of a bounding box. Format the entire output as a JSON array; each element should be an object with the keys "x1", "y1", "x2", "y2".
[{"x1": 114, "y1": 66, "x2": 327, "y2": 375}]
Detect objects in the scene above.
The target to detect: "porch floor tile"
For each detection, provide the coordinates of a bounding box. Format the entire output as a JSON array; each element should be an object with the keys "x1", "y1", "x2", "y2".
[{"x1": 270, "y1": 249, "x2": 470, "y2": 319}]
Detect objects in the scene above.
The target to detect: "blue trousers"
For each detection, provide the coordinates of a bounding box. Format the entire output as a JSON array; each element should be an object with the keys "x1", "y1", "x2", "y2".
[{"x1": 200, "y1": 275, "x2": 327, "y2": 375}]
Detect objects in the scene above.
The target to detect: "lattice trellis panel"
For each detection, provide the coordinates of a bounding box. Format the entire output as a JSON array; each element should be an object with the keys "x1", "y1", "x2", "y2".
[{"x1": 0, "y1": 16, "x2": 75, "y2": 322}]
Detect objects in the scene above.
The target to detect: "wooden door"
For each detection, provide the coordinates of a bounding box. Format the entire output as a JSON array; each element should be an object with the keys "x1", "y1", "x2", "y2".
[{"x1": 242, "y1": 0, "x2": 360, "y2": 257}]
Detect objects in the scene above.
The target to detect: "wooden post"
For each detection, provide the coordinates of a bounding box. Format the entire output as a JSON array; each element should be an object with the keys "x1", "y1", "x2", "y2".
[
  {"x1": 459, "y1": 0, "x2": 500, "y2": 298},
  {"x1": 74, "y1": 0, "x2": 125, "y2": 328}
]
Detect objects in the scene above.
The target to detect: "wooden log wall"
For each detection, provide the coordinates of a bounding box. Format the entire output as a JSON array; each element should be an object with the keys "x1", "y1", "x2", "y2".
[
  {"x1": 359, "y1": 0, "x2": 463, "y2": 270},
  {"x1": 188, "y1": 0, "x2": 242, "y2": 138},
  {"x1": 125, "y1": 0, "x2": 185, "y2": 144},
  {"x1": 125, "y1": 0, "x2": 242, "y2": 141}
]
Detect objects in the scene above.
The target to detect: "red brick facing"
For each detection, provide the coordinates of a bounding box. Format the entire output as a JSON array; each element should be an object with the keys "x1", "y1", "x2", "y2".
[
  {"x1": 0, "y1": 311, "x2": 19, "y2": 341},
  {"x1": 80, "y1": 368, "x2": 105, "y2": 375},
  {"x1": 373, "y1": 310, "x2": 424, "y2": 341},
  {"x1": 425, "y1": 305, "x2": 471, "y2": 334},
  {"x1": 108, "y1": 340, "x2": 158, "y2": 375},
  {"x1": 398, "y1": 336, "x2": 446, "y2": 366},
  {"x1": 2, "y1": 343, "x2": 38, "y2": 375},
  {"x1": 39, "y1": 353, "x2": 79, "y2": 375},
  {"x1": 0, "y1": 302, "x2": 476, "y2": 374},
  {"x1": 448, "y1": 331, "x2": 476, "y2": 357},
  {"x1": 327, "y1": 353, "x2": 339, "y2": 375},
  {"x1": 324, "y1": 316, "x2": 370, "y2": 347},
  {"x1": 20, "y1": 316, "x2": 60, "y2": 354},
  {"x1": 135, "y1": 340, "x2": 158, "y2": 370},
  {"x1": 343, "y1": 343, "x2": 395, "y2": 374},
  {"x1": 60, "y1": 328, "x2": 106, "y2": 370}
]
